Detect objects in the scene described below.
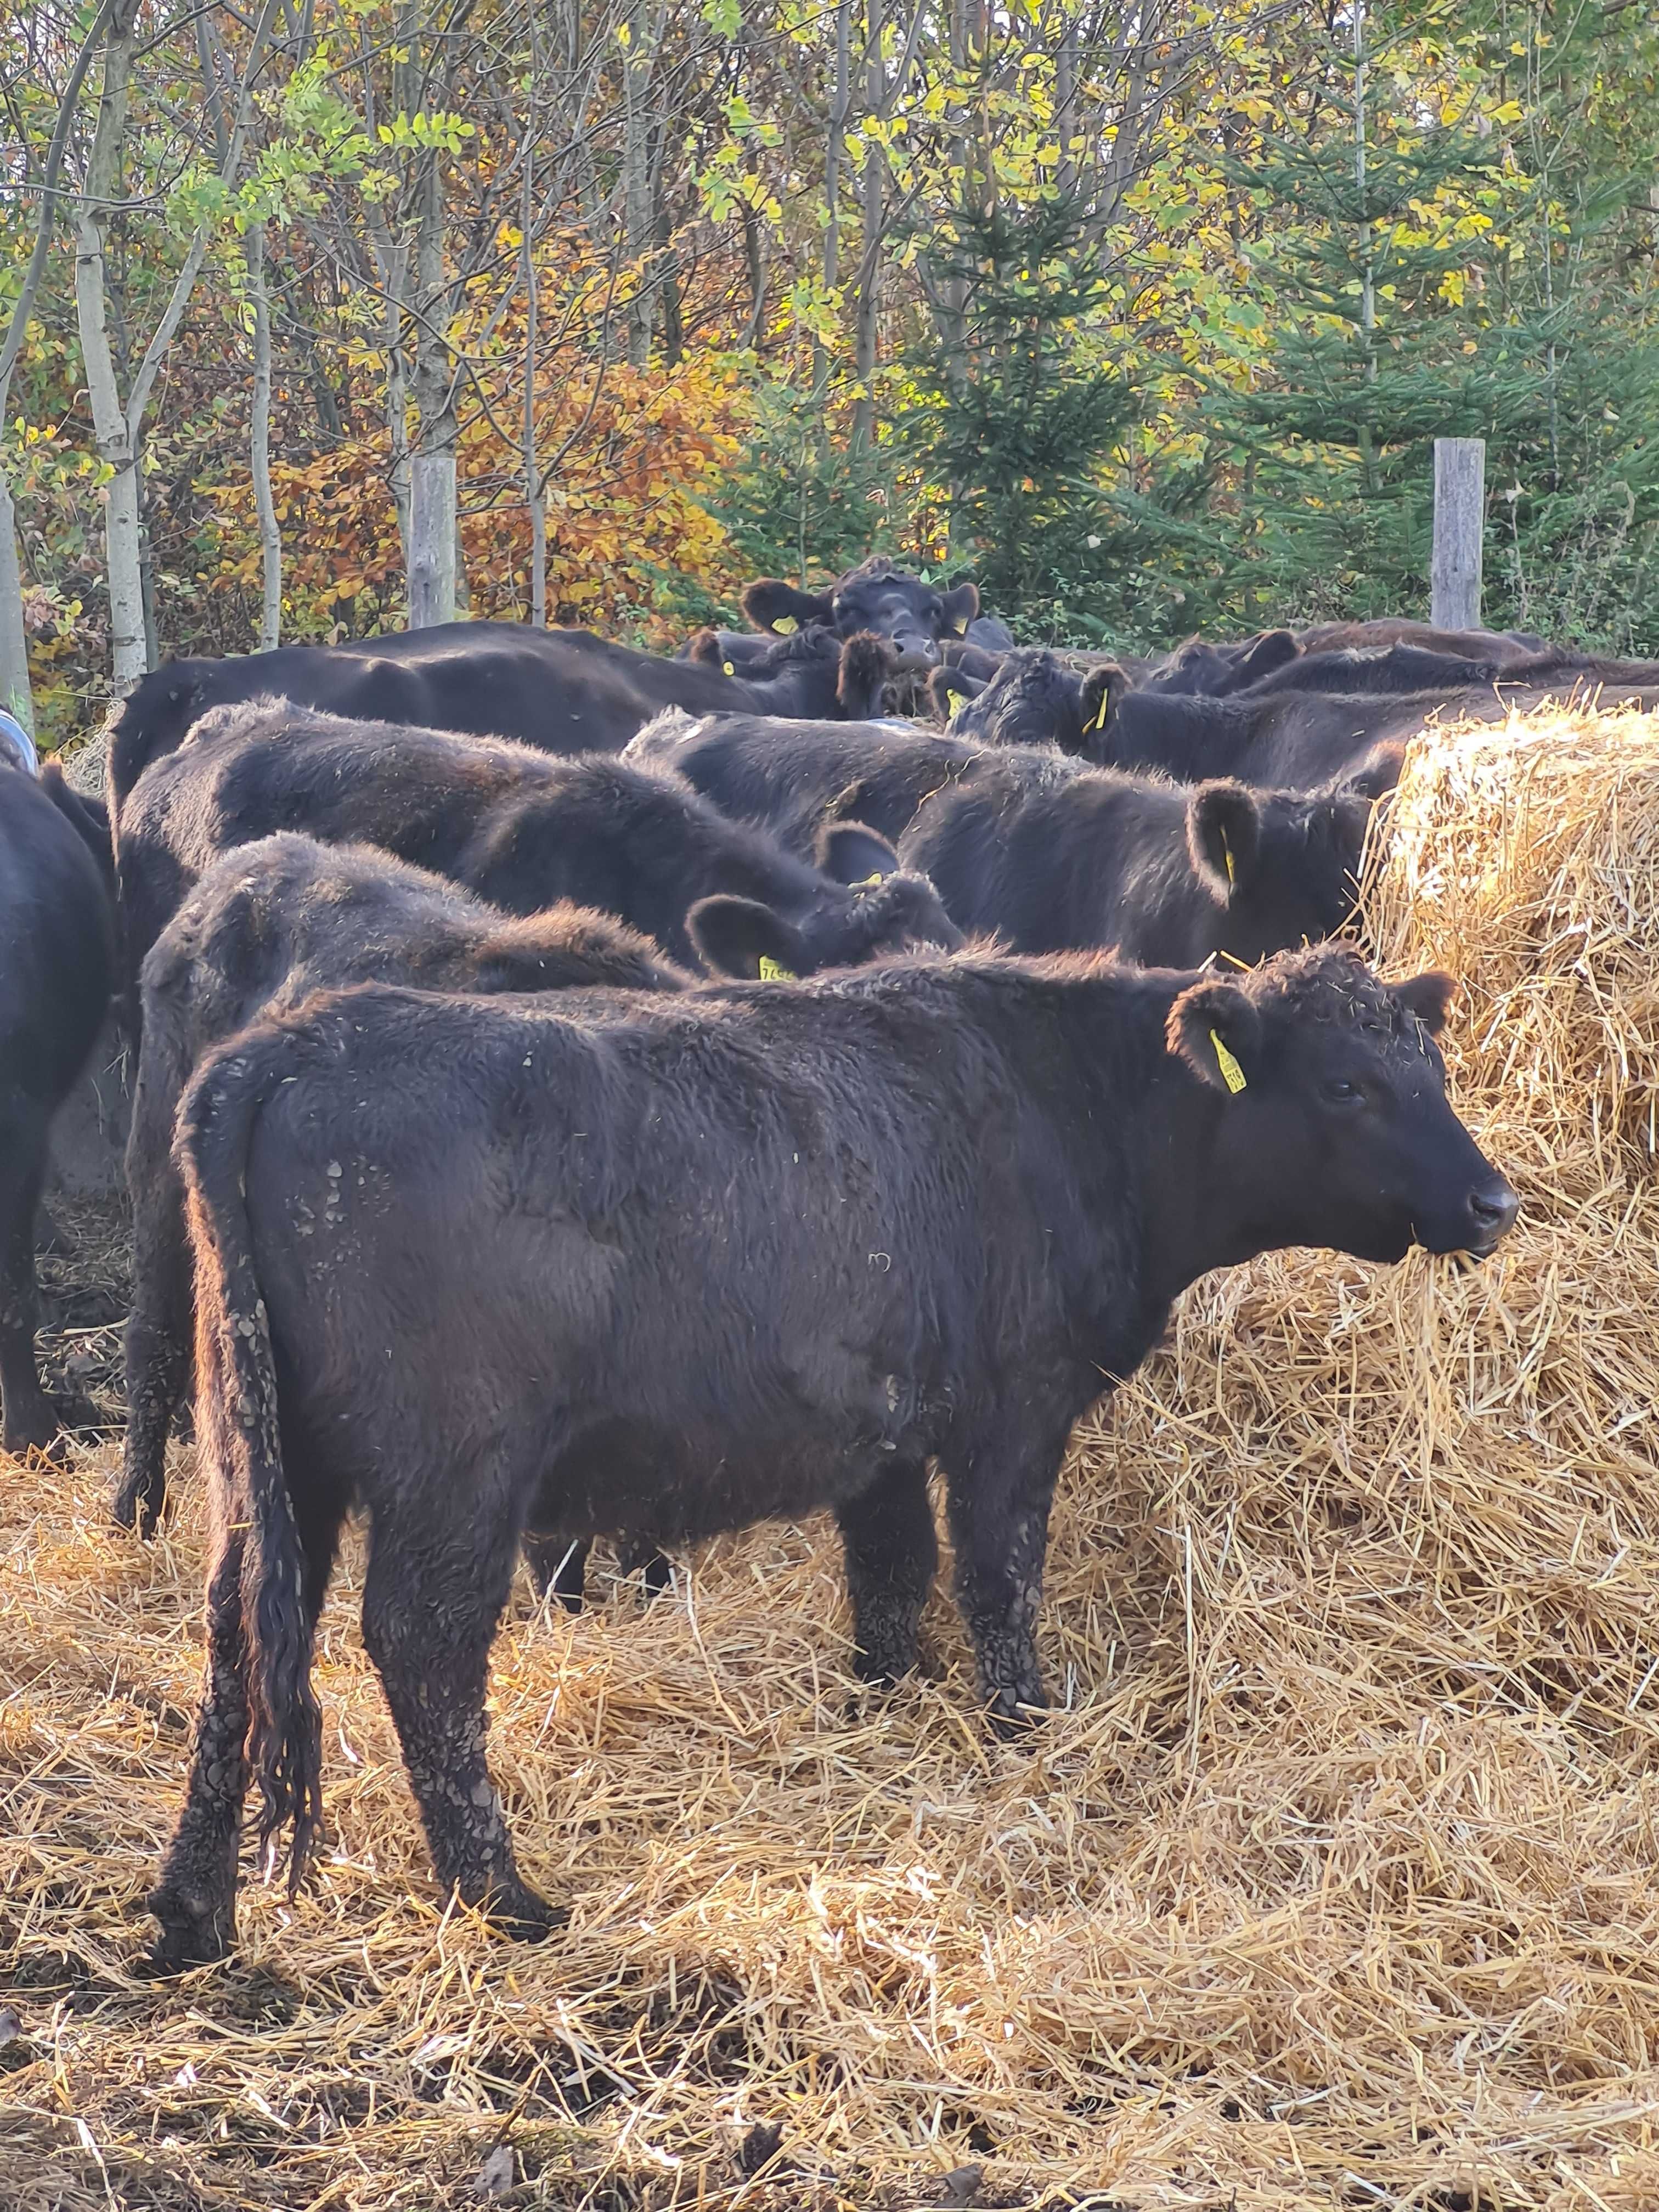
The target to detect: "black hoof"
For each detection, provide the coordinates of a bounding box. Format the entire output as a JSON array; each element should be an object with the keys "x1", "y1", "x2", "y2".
[
  {"x1": 146, "y1": 1886, "x2": 235, "y2": 1973},
  {"x1": 481, "y1": 1884, "x2": 567, "y2": 1944}
]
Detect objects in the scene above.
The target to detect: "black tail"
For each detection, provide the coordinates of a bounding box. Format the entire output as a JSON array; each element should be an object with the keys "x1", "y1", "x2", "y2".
[{"x1": 174, "y1": 1021, "x2": 323, "y2": 1886}]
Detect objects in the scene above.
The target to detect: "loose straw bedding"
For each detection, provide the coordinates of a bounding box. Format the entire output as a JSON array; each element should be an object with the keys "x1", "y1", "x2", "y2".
[{"x1": 5, "y1": 702, "x2": 1659, "y2": 2209}]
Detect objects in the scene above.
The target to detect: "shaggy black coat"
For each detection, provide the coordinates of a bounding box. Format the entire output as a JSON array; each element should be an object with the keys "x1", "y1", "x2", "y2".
[
  {"x1": 149, "y1": 943, "x2": 1515, "y2": 1968},
  {"x1": 106, "y1": 619, "x2": 900, "y2": 825},
  {"x1": 0, "y1": 763, "x2": 116, "y2": 1455},
  {"x1": 115, "y1": 699, "x2": 961, "y2": 1001},
  {"x1": 631, "y1": 716, "x2": 1375, "y2": 963},
  {"x1": 113, "y1": 832, "x2": 691, "y2": 1539}
]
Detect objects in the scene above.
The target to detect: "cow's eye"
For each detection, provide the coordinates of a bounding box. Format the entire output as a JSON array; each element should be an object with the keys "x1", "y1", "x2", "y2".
[{"x1": 1322, "y1": 1077, "x2": 1362, "y2": 1105}]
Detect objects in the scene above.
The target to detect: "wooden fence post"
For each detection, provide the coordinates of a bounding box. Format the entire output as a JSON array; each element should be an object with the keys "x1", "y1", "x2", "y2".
[{"x1": 1431, "y1": 437, "x2": 1485, "y2": 630}]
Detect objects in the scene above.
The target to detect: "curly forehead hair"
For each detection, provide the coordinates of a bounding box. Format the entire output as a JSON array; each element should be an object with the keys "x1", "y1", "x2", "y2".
[{"x1": 1248, "y1": 945, "x2": 1426, "y2": 1039}]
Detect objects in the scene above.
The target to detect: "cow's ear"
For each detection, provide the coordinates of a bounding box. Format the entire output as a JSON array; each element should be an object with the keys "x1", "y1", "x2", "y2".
[
  {"x1": 939, "y1": 580, "x2": 979, "y2": 636},
  {"x1": 1235, "y1": 628, "x2": 1299, "y2": 688},
  {"x1": 816, "y1": 821, "x2": 900, "y2": 886},
  {"x1": 686, "y1": 896, "x2": 805, "y2": 979},
  {"x1": 837, "y1": 631, "x2": 899, "y2": 719},
  {"x1": 686, "y1": 628, "x2": 724, "y2": 666},
  {"x1": 1188, "y1": 781, "x2": 1262, "y2": 899},
  {"x1": 1166, "y1": 977, "x2": 1264, "y2": 1093},
  {"x1": 927, "y1": 668, "x2": 963, "y2": 721},
  {"x1": 1077, "y1": 662, "x2": 1128, "y2": 743},
  {"x1": 742, "y1": 579, "x2": 834, "y2": 634},
  {"x1": 1391, "y1": 969, "x2": 1457, "y2": 1037}
]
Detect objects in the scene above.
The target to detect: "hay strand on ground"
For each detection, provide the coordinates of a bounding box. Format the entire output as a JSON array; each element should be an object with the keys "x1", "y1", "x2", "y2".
[{"x1": 5, "y1": 700, "x2": 1659, "y2": 2209}]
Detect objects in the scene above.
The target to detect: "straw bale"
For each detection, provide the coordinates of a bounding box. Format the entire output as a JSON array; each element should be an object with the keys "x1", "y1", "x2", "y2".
[{"x1": 5, "y1": 700, "x2": 1659, "y2": 2210}]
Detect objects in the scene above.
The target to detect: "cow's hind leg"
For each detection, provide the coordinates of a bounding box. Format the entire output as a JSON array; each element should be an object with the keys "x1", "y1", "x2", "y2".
[
  {"x1": 149, "y1": 1527, "x2": 253, "y2": 1969},
  {"x1": 0, "y1": 1104, "x2": 57, "y2": 1457},
  {"x1": 363, "y1": 1511, "x2": 559, "y2": 1940},
  {"x1": 838, "y1": 1459, "x2": 938, "y2": 1686},
  {"x1": 944, "y1": 1425, "x2": 1069, "y2": 1729},
  {"x1": 150, "y1": 1480, "x2": 343, "y2": 1971},
  {"x1": 114, "y1": 1161, "x2": 193, "y2": 1533}
]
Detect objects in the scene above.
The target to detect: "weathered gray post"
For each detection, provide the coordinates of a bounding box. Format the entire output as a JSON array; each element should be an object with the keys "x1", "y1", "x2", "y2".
[{"x1": 1431, "y1": 437, "x2": 1485, "y2": 630}]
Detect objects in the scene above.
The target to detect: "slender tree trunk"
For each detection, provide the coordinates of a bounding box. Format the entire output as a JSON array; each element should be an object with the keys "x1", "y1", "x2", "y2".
[
  {"x1": 521, "y1": 48, "x2": 547, "y2": 627},
  {"x1": 622, "y1": 0, "x2": 660, "y2": 368},
  {"x1": 0, "y1": 0, "x2": 115, "y2": 732},
  {"x1": 1352, "y1": 0, "x2": 1380, "y2": 494},
  {"x1": 811, "y1": 0, "x2": 851, "y2": 412},
  {"x1": 0, "y1": 475, "x2": 32, "y2": 735},
  {"x1": 74, "y1": 0, "x2": 145, "y2": 693},
  {"x1": 249, "y1": 222, "x2": 282, "y2": 648},
  {"x1": 408, "y1": 130, "x2": 459, "y2": 627},
  {"x1": 850, "y1": 0, "x2": 885, "y2": 453}
]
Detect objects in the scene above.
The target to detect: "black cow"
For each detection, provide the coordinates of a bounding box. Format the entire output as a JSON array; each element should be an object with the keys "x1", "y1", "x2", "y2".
[
  {"x1": 0, "y1": 762, "x2": 116, "y2": 1457},
  {"x1": 116, "y1": 700, "x2": 962, "y2": 1001},
  {"x1": 112, "y1": 834, "x2": 691, "y2": 1538},
  {"x1": 1140, "y1": 630, "x2": 1303, "y2": 698},
  {"x1": 681, "y1": 622, "x2": 898, "y2": 718},
  {"x1": 1086, "y1": 681, "x2": 1460, "y2": 792},
  {"x1": 106, "y1": 620, "x2": 901, "y2": 830},
  {"x1": 901, "y1": 751, "x2": 1373, "y2": 964},
  {"x1": 632, "y1": 715, "x2": 1374, "y2": 964},
  {"x1": 1294, "y1": 619, "x2": 1549, "y2": 661},
  {"x1": 929, "y1": 649, "x2": 1127, "y2": 752},
  {"x1": 149, "y1": 943, "x2": 1516, "y2": 1966},
  {"x1": 741, "y1": 556, "x2": 980, "y2": 672}
]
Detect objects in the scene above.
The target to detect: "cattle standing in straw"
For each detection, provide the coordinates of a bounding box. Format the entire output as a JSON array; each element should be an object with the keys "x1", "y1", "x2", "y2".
[
  {"x1": 112, "y1": 834, "x2": 690, "y2": 1538},
  {"x1": 0, "y1": 763, "x2": 116, "y2": 1457},
  {"x1": 114, "y1": 699, "x2": 961, "y2": 1004},
  {"x1": 150, "y1": 943, "x2": 1516, "y2": 1968}
]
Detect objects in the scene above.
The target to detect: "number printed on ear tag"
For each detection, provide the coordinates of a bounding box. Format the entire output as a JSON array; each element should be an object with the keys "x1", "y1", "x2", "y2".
[
  {"x1": 1210, "y1": 1030, "x2": 1248, "y2": 1093},
  {"x1": 759, "y1": 956, "x2": 797, "y2": 982}
]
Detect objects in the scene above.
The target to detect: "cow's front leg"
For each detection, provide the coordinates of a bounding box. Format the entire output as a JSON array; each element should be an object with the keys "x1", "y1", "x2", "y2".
[
  {"x1": 943, "y1": 1426, "x2": 1068, "y2": 1729},
  {"x1": 838, "y1": 1459, "x2": 938, "y2": 1686}
]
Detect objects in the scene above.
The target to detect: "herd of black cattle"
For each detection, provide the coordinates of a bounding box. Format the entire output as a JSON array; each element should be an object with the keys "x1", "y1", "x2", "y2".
[{"x1": 15, "y1": 551, "x2": 1658, "y2": 1973}]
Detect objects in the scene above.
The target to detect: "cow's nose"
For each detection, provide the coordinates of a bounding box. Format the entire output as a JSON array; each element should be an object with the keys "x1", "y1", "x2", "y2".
[{"x1": 1465, "y1": 1175, "x2": 1519, "y2": 1251}]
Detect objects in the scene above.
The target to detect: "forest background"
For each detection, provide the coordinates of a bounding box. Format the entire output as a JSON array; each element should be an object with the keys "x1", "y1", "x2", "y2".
[{"x1": 3, "y1": 0, "x2": 1657, "y2": 750}]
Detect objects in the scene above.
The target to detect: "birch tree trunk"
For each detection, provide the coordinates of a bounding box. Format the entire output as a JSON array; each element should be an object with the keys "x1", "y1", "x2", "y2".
[
  {"x1": 74, "y1": 0, "x2": 145, "y2": 695},
  {"x1": 0, "y1": 0, "x2": 115, "y2": 732},
  {"x1": 621, "y1": 0, "x2": 661, "y2": 369},
  {"x1": 0, "y1": 478, "x2": 32, "y2": 736},
  {"x1": 249, "y1": 222, "x2": 282, "y2": 649},
  {"x1": 408, "y1": 138, "x2": 459, "y2": 627}
]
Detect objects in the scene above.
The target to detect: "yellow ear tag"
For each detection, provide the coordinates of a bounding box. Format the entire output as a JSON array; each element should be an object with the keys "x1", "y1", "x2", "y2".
[
  {"x1": 1210, "y1": 1030, "x2": 1248, "y2": 1094},
  {"x1": 1090, "y1": 696, "x2": 1110, "y2": 732},
  {"x1": 723, "y1": 661, "x2": 736, "y2": 676},
  {"x1": 1221, "y1": 833, "x2": 1235, "y2": 887},
  {"x1": 851, "y1": 872, "x2": 885, "y2": 889},
  {"x1": 772, "y1": 616, "x2": 798, "y2": 635},
  {"x1": 758, "y1": 955, "x2": 796, "y2": 981}
]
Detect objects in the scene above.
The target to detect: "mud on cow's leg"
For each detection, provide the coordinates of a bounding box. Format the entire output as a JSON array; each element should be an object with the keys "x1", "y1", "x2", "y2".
[
  {"x1": 945, "y1": 1430, "x2": 1066, "y2": 1729},
  {"x1": 838, "y1": 1460, "x2": 938, "y2": 1686},
  {"x1": 362, "y1": 1516, "x2": 561, "y2": 1940},
  {"x1": 0, "y1": 1105, "x2": 57, "y2": 1457},
  {"x1": 149, "y1": 1528, "x2": 252, "y2": 1970},
  {"x1": 150, "y1": 1476, "x2": 343, "y2": 1971},
  {"x1": 114, "y1": 1161, "x2": 194, "y2": 1533}
]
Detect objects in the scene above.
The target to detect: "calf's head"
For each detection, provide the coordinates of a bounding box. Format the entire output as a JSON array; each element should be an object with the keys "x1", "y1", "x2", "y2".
[
  {"x1": 688, "y1": 823, "x2": 964, "y2": 979},
  {"x1": 1166, "y1": 946, "x2": 1517, "y2": 1264},
  {"x1": 730, "y1": 623, "x2": 901, "y2": 721},
  {"x1": 742, "y1": 557, "x2": 978, "y2": 673},
  {"x1": 1186, "y1": 780, "x2": 1373, "y2": 963}
]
